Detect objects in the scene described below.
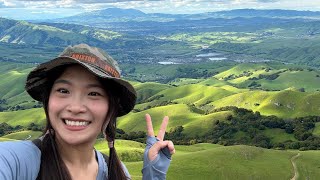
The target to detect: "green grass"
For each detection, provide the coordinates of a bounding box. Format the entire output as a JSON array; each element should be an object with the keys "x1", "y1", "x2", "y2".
[
  {"x1": 144, "y1": 84, "x2": 241, "y2": 107},
  {"x1": 0, "y1": 108, "x2": 45, "y2": 127},
  {"x1": 118, "y1": 104, "x2": 201, "y2": 134},
  {"x1": 94, "y1": 139, "x2": 145, "y2": 162},
  {"x1": 313, "y1": 122, "x2": 320, "y2": 136},
  {"x1": 214, "y1": 63, "x2": 270, "y2": 80},
  {"x1": 134, "y1": 81, "x2": 172, "y2": 103},
  {"x1": 296, "y1": 151, "x2": 320, "y2": 180},
  {"x1": 183, "y1": 111, "x2": 233, "y2": 137},
  {"x1": 262, "y1": 128, "x2": 296, "y2": 143},
  {"x1": 255, "y1": 70, "x2": 320, "y2": 92},
  {"x1": 168, "y1": 78, "x2": 203, "y2": 85},
  {"x1": 211, "y1": 89, "x2": 320, "y2": 118},
  {"x1": 0, "y1": 62, "x2": 37, "y2": 108},
  {"x1": 118, "y1": 104, "x2": 231, "y2": 137},
  {"x1": 124, "y1": 143, "x2": 320, "y2": 180},
  {"x1": 0, "y1": 137, "x2": 16, "y2": 142},
  {"x1": 2, "y1": 130, "x2": 43, "y2": 140}
]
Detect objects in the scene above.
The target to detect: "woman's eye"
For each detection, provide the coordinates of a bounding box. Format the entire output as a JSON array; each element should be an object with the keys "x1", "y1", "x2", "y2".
[
  {"x1": 57, "y1": 88, "x2": 69, "y2": 94},
  {"x1": 88, "y1": 92, "x2": 101, "y2": 96}
]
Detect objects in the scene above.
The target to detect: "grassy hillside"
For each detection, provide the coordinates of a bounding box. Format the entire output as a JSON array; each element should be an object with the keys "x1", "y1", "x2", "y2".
[
  {"x1": 133, "y1": 82, "x2": 172, "y2": 103},
  {"x1": 0, "y1": 62, "x2": 37, "y2": 110},
  {"x1": 146, "y1": 84, "x2": 245, "y2": 106},
  {"x1": 213, "y1": 63, "x2": 320, "y2": 91},
  {"x1": 211, "y1": 89, "x2": 320, "y2": 118},
  {"x1": 123, "y1": 143, "x2": 320, "y2": 180},
  {"x1": 0, "y1": 137, "x2": 16, "y2": 142},
  {"x1": 262, "y1": 128, "x2": 296, "y2": 144},
  {"x1": 314, "y1": 122, "x2": 320, "y2": 136},
  {"x1": 2, "y1": 130, "x2": 42, "y2": 140},
  {"x1": 94, "y1": 139, "x2": 145, "y2": 162},
  {"x1": 0, "y1": 108, "x2": 45, "y2": 127},
  {"x1": 296, "y1": 150, "x2": 320, "y2": 180},
  {"x1": 118, "y1": 104, "x2": 232, "y2": 137},
  {"x1": 0, "y1": 18, "x2": 121, "y2": 47}
]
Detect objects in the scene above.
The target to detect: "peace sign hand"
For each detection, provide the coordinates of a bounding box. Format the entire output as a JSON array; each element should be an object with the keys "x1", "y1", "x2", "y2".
[{"x1": 145, "y1": 114, "x2": 175, "y2": 161}]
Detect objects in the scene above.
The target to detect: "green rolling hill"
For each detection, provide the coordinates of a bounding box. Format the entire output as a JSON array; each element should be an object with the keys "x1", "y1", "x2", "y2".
[
  {"x1": 211, "y1": 89, "x2": 320, "y2": 118},
  {"x1": 0, "y1": 62, "x2": 36, "y2": 110},
  {"x1": 314, "y1": 122, "x2": 320, "y2": 136},
  {"x1": 0, "y1": 18, "x2": 120, "y2": 47},
  {"x1": 1, "y1": 130, "x2": 42, "y2": 140},
  {"x1": 118, "y1": 103, "x2": 233, "y2": 137},
  {"x1": 0, "y1": 108, "x2": 45, "y2": 127},
  {"x1": 121, "y1": 142, "x2": 320, "y2": 180}
]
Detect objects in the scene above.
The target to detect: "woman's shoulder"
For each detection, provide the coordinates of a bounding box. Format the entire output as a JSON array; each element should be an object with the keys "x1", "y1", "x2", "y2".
[
  {"x1": 0, "y1": 140, "x2": 41, "y2": 154},
  {"x1": 0, "y1": 140, "x2": 41, "y2": 179},
  {"x1": 0, "y1": 140, "x2": 41, "y2": 163}
]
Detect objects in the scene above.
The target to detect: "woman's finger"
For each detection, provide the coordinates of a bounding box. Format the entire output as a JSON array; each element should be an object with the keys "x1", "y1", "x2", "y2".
[
  {"x1": 167, "y1": 140, "x2": 175, "y2": 154},
  {"x1": 145, "y1": 114, "x2": 154, "y2": 137},
  {"x1": 157, "y1": 116, "x2": 169, "y2": 141},
  {"x1": 148, "y1": 140, "x2": 175, "y2": 161}
]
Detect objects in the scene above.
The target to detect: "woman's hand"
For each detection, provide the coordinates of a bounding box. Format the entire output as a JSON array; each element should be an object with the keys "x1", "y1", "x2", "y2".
[{"x1": 145, "y1": 114, "x2": 175, "y2": 161}]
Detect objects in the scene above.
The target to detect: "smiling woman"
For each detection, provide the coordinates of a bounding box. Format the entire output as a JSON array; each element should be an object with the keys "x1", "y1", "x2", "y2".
[{"x1": 0, "y1": 44, "x2": 175, "y2": 180}]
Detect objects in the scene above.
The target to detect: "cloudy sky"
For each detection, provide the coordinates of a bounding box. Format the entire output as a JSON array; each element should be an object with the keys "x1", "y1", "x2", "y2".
[{"x1": 1, "y1": 0, "x2": 320, "y2": 20}]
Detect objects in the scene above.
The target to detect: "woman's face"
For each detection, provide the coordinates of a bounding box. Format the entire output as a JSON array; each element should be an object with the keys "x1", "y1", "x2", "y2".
[{"x1": 48, "y1": 65, "x2": 109, "y2": 146}]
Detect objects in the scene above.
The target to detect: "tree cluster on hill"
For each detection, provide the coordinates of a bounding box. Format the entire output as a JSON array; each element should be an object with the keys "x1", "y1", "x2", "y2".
[
  {"x1": 207, "y1": 107, "x2": 319, "y2": 150},
  {"x1": 0, "y1": 123, "x2": 23, "y2": 136},
  {"x1": 0, "y1": 122, "x2": 43, "y2": 136},
  {"x1": 203, "y1": 107, "x2": 320, "y2": 150},
  {"x1": 129, "y1": 107, "x2": 320, "y2": 150}
]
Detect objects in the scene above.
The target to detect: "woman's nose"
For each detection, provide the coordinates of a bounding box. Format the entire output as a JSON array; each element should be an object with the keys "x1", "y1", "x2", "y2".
[{"x1": 66, "y1": 96, "x2": 87, "y2": 113}]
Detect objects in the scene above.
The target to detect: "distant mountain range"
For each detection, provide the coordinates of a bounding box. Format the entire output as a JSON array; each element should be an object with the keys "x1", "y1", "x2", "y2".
[
  {"x1": 44, "y1": 8, "x2": 320, "y2": 24},
  {"x1": 2, "y1": 8, "x2": 319, "y2": 47}
]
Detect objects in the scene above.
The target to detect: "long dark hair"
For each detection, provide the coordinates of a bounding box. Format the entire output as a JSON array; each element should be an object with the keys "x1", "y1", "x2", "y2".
[{"x1": 36, "y1": 65, "x2": 128, "y2": 180}]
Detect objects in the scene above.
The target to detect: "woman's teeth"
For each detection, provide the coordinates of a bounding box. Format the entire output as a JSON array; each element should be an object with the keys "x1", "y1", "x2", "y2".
[{"x1": 65, "y1": 120, "x2": 89, "y2": 126}]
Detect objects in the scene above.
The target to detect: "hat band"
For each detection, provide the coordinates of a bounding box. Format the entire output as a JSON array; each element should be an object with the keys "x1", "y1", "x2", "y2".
[{"x1": 69, "y1": 53, "x2": 120, "y2": 78}]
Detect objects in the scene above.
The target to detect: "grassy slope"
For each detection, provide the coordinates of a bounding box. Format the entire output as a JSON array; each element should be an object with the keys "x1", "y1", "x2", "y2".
[
  {"x1": 262, "y1": 128, "x2": 296, "y2": 143},
  {"x1": 0, "y1": 137, "x2": 16, "y2": 142},
  {"x1": 0, "y1": 108, "x2": 45, "y2": 126},
  {"x1": 123, "y1": 142, "x2": 320, "y2": 180},
  {"x1": 295, "y1": 150, "x2": 320, "y2": 180},
  {"x1": 118, "y1": 104, "x2": 232, "y2": 137},
  {"x1": 134, "y1": 81, "x2": 172, "y2": 103},
  {"x1": 257, "y1": 70, "x2": 320, "y2": 91},
  {"x1": 211, "y1": 90, "x2": 320, "y2": 118},
  {"x1": 94, "y1": 139, "x2": 145, "y2": 162},
  {"x1": 313, "y1": 122, "x2": 320, "y2": 136},
  {"x1": 214, "y1": 63, "x2": 320, "y2": 92},
  {"x1": 148, "y1": 84, "x2": 245, "y2": 106},
  {"x1": 0, "y1": 62, "x2": 36, "y2": 108},
  {"x1": 2, "y1": 130, "x2": 42, "y2": 140}
]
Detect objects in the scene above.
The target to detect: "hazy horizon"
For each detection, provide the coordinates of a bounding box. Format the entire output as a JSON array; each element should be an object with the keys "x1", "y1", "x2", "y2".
[{"x1": 1, "y1": 0, "x2": 320, "y2": 20}]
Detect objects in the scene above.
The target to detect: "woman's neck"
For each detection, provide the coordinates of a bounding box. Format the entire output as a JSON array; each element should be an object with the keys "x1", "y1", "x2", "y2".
[
  {"x1": 55, "y1": 136, "x2": 97, "y2": 166},
  {"x1": 55, "y1": 137, "x2": 99, "y2": 179}
]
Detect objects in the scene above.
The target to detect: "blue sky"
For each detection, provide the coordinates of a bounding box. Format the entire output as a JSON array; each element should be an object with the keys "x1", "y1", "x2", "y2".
[{"x1": 1, "y1": 0, "x2": 320, "y2": 20}]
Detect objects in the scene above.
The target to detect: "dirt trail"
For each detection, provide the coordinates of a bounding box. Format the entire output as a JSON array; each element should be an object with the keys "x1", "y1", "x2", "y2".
[{"x1": 290, "y1": 153, "x2": 301, "y2": 180}]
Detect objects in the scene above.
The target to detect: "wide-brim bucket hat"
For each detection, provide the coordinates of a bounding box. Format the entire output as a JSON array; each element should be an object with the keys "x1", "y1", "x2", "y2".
[{"x1": 25, "y1": 43, "x2": 136, "y2": 117}]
